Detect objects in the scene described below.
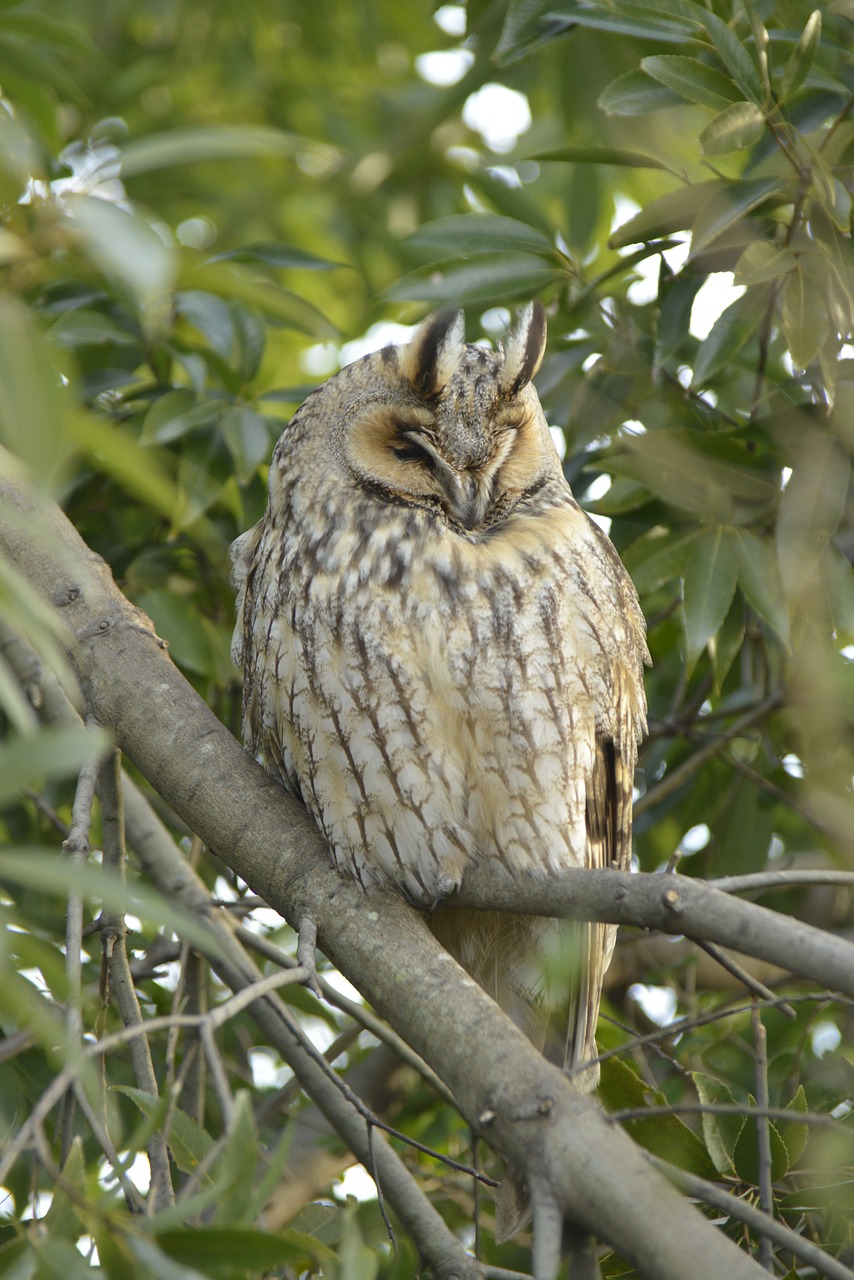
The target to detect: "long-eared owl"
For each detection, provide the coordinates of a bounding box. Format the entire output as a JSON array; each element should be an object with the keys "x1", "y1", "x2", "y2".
[{"x1": 231, "y1": 303, "x2": 648, "y2": 1082}]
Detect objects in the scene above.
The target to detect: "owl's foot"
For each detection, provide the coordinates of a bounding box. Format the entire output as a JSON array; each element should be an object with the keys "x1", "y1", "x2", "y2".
[
  {"x1": 401, "y1": 873, "x2": 462, "y2": 913},
  {"x1": 296, "y1": 915, "x2": 322, "y2": 997}
]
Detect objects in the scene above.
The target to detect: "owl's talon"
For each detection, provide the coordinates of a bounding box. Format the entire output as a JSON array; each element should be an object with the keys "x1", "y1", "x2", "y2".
[{"x1": 297, "y1": 915, "x2": 322, "y2": 997}]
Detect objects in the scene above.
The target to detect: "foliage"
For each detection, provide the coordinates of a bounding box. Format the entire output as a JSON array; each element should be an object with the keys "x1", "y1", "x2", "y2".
[{"x1": 0, "y1": 0, "x2": 852, "y2": 1276}]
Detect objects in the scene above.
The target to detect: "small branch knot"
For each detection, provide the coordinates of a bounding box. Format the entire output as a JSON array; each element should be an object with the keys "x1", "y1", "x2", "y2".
[
  {"x1": 55, "y1": 585, "x2": 81, "y2": 607},
  {"x1": 663, "y1": 887, "x2": 683, "y2": 914}
]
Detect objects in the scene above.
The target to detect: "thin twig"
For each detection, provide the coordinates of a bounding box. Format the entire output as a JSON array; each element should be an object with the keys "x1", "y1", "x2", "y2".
[
  {"x1": 611, "y1": 1101, "x2": 839, "y2": 1130},
  {"x1": 650, "y1": 1155, "x2": 854, "y2": 1280},
  {"x1": 593, "y1": 992, "x2": 850, "y2": 1072},
  {"x1": 70, "y1": 1077, "x2": 146, "y2": 1214},
  {"x1": 60, "y1": 724, "x2": 102, "y2": 1166},
  {"x1": 694, "y1": 938, "x2": 796, "y2": 1017},
  {"x1": 0, "y1": 968, "x2": 314, "y2": 1191},
  {"x1": 235, "y1": 923, "x2": 455, "y2": 1104},
  {"x1": 177, "y1": 950, "x2": 207, "y2": 1125},
  {"x1": 711, "y1": 869, "x2": 854, "y2": 894},
  {"x1": 98, "y1": 747, "x2": 176, "y2": 1213},
  {"x1": 367, "y1": 1120, "x2": 396, "y2": 1247},
  {"x1": 297, "y1": 915, "x2": 321, "y2": 996},
  {"x1": 530, "y1": 1181, "x2": 563, "y2": 1280},
  {"x1": 257, "y1": 1024, "x2": 363, "y2": 1120},
  {"x1": 201, "y1": 1021, "x2": 235, "y2": 1124},
  {"x1": 751, "y1": 1007, "x2": 774, "y2": 1270},
  {"x1": 723, "y1": 750, "x2": 840, "y2": 843},
  {"x1": 634, "y1": 694, "x2": 781, "y2": 817}
]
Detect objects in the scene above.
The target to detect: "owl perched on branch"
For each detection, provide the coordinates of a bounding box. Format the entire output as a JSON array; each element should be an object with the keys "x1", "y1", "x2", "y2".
[{"x1": 231, "y1": 302, "x2": 647, "y2": 1085}]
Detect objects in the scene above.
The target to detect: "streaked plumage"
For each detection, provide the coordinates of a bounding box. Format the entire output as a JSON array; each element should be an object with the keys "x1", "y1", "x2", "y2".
[{"x1": 231, "y1": 303, "x2": 647, "y2": 1087}]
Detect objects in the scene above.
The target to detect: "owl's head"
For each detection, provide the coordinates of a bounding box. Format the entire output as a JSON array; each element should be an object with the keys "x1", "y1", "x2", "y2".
[{"x1": 290, "y1": 302, "x2": 561, "y2": 535}]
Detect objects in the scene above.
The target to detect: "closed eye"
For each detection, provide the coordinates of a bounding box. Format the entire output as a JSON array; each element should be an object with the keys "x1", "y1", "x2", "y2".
[{"x1": 392, "y1": 440, "x2": 436, "y2": 468}]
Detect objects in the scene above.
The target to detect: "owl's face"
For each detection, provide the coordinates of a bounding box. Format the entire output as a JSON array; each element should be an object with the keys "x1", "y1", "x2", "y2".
[{"x1": 280, "y1": 303, "x2": 562, "y2": 536}]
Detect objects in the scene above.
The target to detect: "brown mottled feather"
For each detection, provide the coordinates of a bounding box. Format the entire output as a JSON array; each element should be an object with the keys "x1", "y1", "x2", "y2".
[{"x1": 231, "y1": 302, "x2": 648, "y2": 1106}]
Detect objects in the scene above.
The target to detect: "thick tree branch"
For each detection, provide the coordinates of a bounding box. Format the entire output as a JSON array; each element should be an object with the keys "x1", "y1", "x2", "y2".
[
  {"x1": 452, "y1": 868, "x2": 854, "y2": 999},
  {"x1": 2, "y1": 465, "x2": 840, "y2": 1279}
]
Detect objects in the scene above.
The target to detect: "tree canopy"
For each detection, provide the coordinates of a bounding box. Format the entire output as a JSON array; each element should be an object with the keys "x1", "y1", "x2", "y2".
[{"x1": 0, "y1": 2, "x2": 853, "y2": 1278}]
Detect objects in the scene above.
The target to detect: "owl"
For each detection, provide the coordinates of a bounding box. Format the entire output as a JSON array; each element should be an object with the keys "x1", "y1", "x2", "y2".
[{"x1": 231, "y1": 302, "x2": 647, "y2": 1086}]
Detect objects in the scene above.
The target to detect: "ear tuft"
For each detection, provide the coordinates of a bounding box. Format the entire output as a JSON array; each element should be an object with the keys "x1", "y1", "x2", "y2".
[
  {"x1": 401, "y1": 306, "x2": 465, "y2": 398},
  {"x1": 498, "y1": 300, "x2": 547, "y2": 397}
]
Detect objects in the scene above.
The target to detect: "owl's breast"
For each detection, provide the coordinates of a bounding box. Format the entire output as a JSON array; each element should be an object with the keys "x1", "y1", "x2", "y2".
[{"x1": 241, "y1": 491, "x2": 644, "y2": 908}]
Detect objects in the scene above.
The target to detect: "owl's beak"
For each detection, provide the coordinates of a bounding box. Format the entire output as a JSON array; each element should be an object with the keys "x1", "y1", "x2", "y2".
[
  {"x1": 430, "y1": 456, "x2": 490, "y2": 529},
  {"x1": 450, "y1": 472, "x2": 491, "y2": 531},
  {"x1": 405, "y1": 432, "x2": 492, "y2": 531}
]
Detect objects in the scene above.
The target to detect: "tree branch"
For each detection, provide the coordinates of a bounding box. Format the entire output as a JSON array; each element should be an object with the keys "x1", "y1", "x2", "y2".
[{"x1": 1, "y1": 463, "x2": 828, "y2": 1279}]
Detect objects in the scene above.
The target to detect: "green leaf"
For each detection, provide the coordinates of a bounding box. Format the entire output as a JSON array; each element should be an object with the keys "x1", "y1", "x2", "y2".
[
  {"x1": 776, "y1": 428, "x2": 849, "y2": 587},
  {"x1": 494, "y1": 0, "x2": 554, "y2": 64},
  {"x1": 405, "y1": 214, "x2": 556, "y2": 258},
  {"x1": 607, "y1": 429, "x2": 774, "y2": 521},
  {"x1": 139, "y1": 390, "x2": 212, "y2": 446},
  {"x1": 48, "y1": 308, "x2": 140, "y2": 349},
  {"x1": 559, "y1": 3, "x2": 694, "y2": 41},
  {"x1": 230, "y1": 304, "x2": 266, "y2": 383},
  {"x1": 0, "y1": 297, "x2": 72, "y2": 489},
  {"x1": 0, "y1": 549, "x2": 76, "y2": 696},
  {"x1": 709, "y1": 592, "x2": 745, "y2": 691},
  {"x1": 213, "y1": 241, "x2": 346, "y2": 270},
  {"x1": 31, "y1": 1240, "x2": 94, "y2": 1280},
  {"x1": 610, "y1": 180, "x2": 720, "y2": 247},
  {"x1": 0, "y1": 724, "x2": 111, "y2": 806},
  {"x1": 0, "y1": 645, "x2": 38, "y2": 733},
  {"x1": 327, "y1": 1202, "x2": 379, "y2": 1280},
  {"x1": 692, "y1": 1072, "x2": 744, "y2": 1174},
  {"x1": 655, "y1": 274, "x2": 704, "y2": 365},
  {"x1": 690, "y1": 176, "x2": 787, "y2": 257},
  {"x1": 128, "y1": 1237, "x2": 210, "y2": 1280},
  {"x1": 181, "y1": 262, "x2": 336, "y2": 336},
  {"x1": 682, "y1": 525, "x2": 739, "y2": 667},
  {"x1": 779, "y1": 1085, "x2": 810, "y2": 1169},
  {"x1": 734, "y1": 242, "x2": 796, "y2": 286},
  {"x1": 782, "y1": 256, "x2": 830, "y2": 370},
  {"x1": 72, "y1": 416, "x2": 180, "y2": 519},
  {"x1": 152, "y1": 1227, "x2": 326, "y2": 1275},
  {"x1": 68, "y1": 194, "x2": 175, "y2": 328},
  {"x1": 712, "y1": 775, "x2": 777, "y2": 877},
  {"x1": 146, "y1": 397, "x2": 224, "y2": 447},
  {"x1": 219, "y1": 406, "x2": 271, "y2": 484},
  {"x1": 598, "y1": 69, "x2": 684, "y2": 116},
  {"x1": 497, "y1": 2, "x2": 693, "y2": 61},
  {"x1": 532, "y1": 144, "x2": 671, "y2": 170},
  {"x1": 691, "y1": 284, "x2": 770, "y2": 386},
  {"x1": 115, "y1": 1086, "x2": 215, "y2": 1177},
  {"x1": 732, "y1": 1102, "x2": 791, "y2": 1183},
  {"x1": 176, "y1": 290, "x2": 238, "y2": 359},
  {"x1": 820, "y1": 544, "x2": 854, "y2": 632},
  {"x1": 640, "y1": 55, "x2": 742, "y2": 110},
  {"x1": 700, "y1": 101, "x2": 766, "y2": 155},
  {"x1": 778, "y1": 9, "x2": 821, "y2": 103},
  {"x1": 384, "y1": 254, "x2": 563, "y2": 305},
  {"x1": 118, "y1": 125, "x2": 299, "y2": 177},
  {"x1": 136, "y1": 588, "x2": 222, "y2": 677},
  {"x1": 700, "y1": 8, "x2": 763, "y2": 104},
  {"x1": 732, "y1": 528, "x2": 790, "y2": 646},
  {"x1": 43, "y1": 1138, "x2": 86, "y2": 1239},
  {"x1": 0, "y1": 850, "x2": 219, "y2": 950},
  {"x1": 212, "y1": 1092, "x2": 260, "y2": 1222},
  {"x1": 600, "y1": 1058, "x2": 718, "y2": 1177},
  {"x1": 622, "y1": 526, "x2": 704, "y2": 593}
]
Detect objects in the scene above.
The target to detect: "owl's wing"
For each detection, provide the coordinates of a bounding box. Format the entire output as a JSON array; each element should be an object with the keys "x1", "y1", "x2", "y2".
[{"x1": 566, "y1": 662, "x2": 642, "y2": 1083}]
